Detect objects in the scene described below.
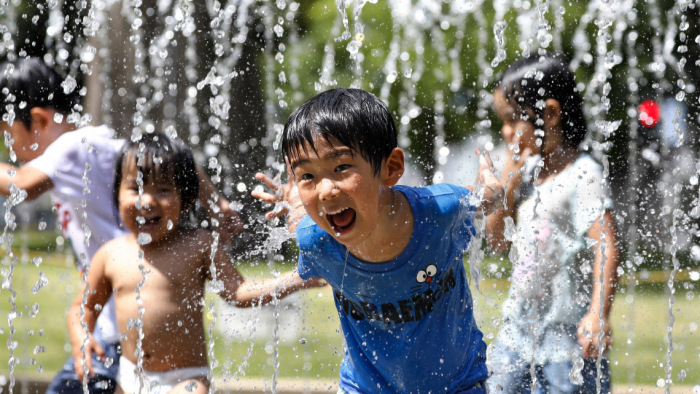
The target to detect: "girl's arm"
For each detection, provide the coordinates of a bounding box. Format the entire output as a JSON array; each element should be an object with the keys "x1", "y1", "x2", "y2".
[
  {"x1": 484, "y1": 149, "x2": 531, "y2": 253},
  {"x1": 577, "y1": 210, "x2": 619, "y2": 358},
  {"x1": 67, "y1": 247, "x2": 114, "y2": 380},
  {"x1": 210, "y1": 236, "x2": 324, "y2": 307}
]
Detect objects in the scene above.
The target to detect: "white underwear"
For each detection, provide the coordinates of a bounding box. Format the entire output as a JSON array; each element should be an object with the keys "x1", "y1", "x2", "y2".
[{"x1": 117, "y1": 356, "x2": 210, "y2": 394}]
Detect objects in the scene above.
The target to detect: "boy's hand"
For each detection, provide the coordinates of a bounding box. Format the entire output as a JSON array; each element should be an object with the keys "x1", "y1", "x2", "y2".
[
  {"x1": 72, "y1": 334, "x2": 106, "y2": 381},
  {"x1": 252, "y1": 172, "x2": 306, "y2": 231},
  {"x1": 474, "y1": 149, "x2": 504, "y2": 214},
  {"x1": 577, "y1": 312, "x2": 612, "y2": 359}
]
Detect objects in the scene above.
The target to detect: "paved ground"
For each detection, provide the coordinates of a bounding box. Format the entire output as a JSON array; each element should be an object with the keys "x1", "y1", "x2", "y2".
[{"x1": 3, "y1": 376, "x2": 698, "y2": 393}]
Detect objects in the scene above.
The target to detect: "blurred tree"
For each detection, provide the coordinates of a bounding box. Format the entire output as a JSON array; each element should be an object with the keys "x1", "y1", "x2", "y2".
[{"x1": 1, "y1": 0, "x2": 697, "y2": 253}]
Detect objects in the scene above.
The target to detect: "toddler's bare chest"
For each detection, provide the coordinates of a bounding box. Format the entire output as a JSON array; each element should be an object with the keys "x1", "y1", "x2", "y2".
[{"x1": 110, "y1": 253, "x2": 206, "y2": 297}]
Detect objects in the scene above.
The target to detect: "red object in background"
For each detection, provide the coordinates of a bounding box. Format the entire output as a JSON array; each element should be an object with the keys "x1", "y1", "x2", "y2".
[{"x1": 638, "y1": 99, "x2": 660, "y2": 128}]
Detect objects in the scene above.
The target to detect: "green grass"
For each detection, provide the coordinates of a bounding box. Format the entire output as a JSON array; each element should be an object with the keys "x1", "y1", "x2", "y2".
[
  {"x1": 471, "y1": 280, "x2": 700, "y2": 387},
  {"x1": 1, "y1": 253, "x2": 699, "y2": 388}
]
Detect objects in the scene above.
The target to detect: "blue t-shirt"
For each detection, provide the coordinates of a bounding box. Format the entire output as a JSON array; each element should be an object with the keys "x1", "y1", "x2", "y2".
[{"x1": 296, "y1": 184, "x2": 488, "y2": 393}]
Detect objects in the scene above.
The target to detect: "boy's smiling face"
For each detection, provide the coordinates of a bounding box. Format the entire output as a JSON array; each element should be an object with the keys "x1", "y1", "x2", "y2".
[{"x1": 289, "y1": 135, "x2": 407, "y2": 260}]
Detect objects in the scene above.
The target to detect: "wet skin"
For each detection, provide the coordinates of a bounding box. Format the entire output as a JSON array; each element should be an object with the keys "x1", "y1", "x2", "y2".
[{"x1": 289, "y1": 136, "x2": 413, "y2": 263}]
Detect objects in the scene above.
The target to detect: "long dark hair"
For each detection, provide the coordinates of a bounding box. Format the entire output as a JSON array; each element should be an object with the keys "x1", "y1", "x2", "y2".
[{"x1": 499, "y1": 53, "x2": 587, "y2": 150}]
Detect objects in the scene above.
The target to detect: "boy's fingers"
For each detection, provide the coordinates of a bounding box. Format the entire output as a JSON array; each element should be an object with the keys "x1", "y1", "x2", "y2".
[
  {"x1": 577, "y1": 330, "x2": 593, "y2": 357},
  {"x1": 255, "y1": 173, "x2": 280, "y2": 192},
  {"x1": 252, "y1": 190, "x2": 280, "y2": 204},
  {"x1": 94, "y1": 342, "x2": 106, "y2": 361},
  {"x1": 265, "y1": 209, "x2": 288, "y2": 220},
  {"x1": 83, "y1": 353, "x2": 93, "y2": 378},
  {"x1": 73, "y1": 355, "x2": 85, "y2": 380}
]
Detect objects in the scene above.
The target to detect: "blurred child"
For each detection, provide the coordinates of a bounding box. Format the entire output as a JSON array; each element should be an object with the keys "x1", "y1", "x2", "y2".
[
  {"x1": 67, "y1": 132, "x2": 320, "y2": 394},
  {"x1": 0, "y1": 57, "x2": 242, "y2": 393},
  {"x1": 485, "y1": 53, "x2": 619, "y2": 393},
  {"x1": 253, "y1": 88, "x2": 503, "y2": 393}
]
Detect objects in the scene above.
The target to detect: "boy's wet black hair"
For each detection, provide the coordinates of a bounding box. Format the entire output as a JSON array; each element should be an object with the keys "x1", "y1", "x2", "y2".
[
  {"x1": 113, "y1": 132, "x2": 199, "y2": 221},
  {"x1": 499, "y1": 53, "x2": 587, "y2": 149},
  {"x1": 0, "y1": 57, "x2": 81, "y2": 127},
  {"x1": 282, "y1": 88, "x2": 398, "y2": 176}
]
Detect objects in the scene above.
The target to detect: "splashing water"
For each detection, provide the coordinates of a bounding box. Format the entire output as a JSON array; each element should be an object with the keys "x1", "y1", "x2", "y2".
[{"x1": 1, "y1": 0, "x2": 700, "y2": 390}]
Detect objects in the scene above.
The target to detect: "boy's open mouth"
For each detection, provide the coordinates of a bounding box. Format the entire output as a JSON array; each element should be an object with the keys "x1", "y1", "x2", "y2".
[{"x1": 328, "y1": 208, "x2": 356, "y2": 233}]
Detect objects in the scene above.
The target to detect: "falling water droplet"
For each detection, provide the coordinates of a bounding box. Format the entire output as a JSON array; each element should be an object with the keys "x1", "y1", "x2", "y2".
[
  {"x1": 185, "y1": 381, "x2": 198, "y2": 392},
  {"x1": 167, "y1": 220, "x2": 173, "y2": 230},
  {"x1": 30, "y1": 143, "x2": 38, "y2": 151},
  {"x1": 29, "y1": 303, "x2": 40, "y2": 317},
  {"x1": 31, "y1": 272, "x2": 48, "y2": 294},
  {"x1": 347, "y1": 40, "x2": 362, "y2": 56},
  {"x1": 95, "y1": 380, "x2": 110, "y2": 389},
  {"x1": 54, "y1": 113, "x2": 64, "y2": 124},
  {"x1": 137, "y1": 233, "x2": 152, "y2": 245},
  {"x1": 61, "y1": 75, "x2": 77, "y2": 94}
]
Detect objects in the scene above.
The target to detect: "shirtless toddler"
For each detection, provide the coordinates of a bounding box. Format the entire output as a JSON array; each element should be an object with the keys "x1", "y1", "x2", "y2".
[{"x1": 68, "y1": 132, "x2": 320, "y2": 393}]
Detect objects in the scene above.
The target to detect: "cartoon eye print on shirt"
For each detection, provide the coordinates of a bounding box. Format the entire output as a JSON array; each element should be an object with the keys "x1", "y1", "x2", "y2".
[{"x1": 416, "y1": 264, "x2": 437, "y2": 283}]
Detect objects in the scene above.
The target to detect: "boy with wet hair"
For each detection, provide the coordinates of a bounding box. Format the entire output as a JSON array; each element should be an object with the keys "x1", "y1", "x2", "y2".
[
  {"x1": 0, "y1": 57, "x2": 241, "y2": 393},
  {"x1": 253, "y1": 88, "x2": 503, "y2": 393}
]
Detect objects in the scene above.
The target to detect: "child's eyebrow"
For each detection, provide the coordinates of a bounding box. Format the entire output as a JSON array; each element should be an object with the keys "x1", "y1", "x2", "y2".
[
  {"x1": 290, "y1": 149, "x2": 352, "y2": 170},
  {"x1": 290, "y1": 159, "x2": 309, "y2": 171}
]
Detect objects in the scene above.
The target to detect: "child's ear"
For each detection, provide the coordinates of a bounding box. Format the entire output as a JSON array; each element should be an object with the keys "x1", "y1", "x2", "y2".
[
  {"x1": 543, "y1": 99, "x2": 563, "y2": 131},
  {"x1": 29, "y1": 107, "x2": 52, "y2": 132},
  {"x1": 383, "y1": 148, "x2": 405, "y2": 187}
]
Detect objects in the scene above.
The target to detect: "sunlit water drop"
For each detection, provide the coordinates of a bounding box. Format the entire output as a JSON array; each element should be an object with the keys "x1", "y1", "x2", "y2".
[
  {"x1": 61, "y1": 75, "x2": 77, "y2": 94},
  {"x1": 30, "y1": 272, "x2": 48, "y2": 295},
  {"x1": 136, "y1": 233, "x2": 152, "y2": 245}
]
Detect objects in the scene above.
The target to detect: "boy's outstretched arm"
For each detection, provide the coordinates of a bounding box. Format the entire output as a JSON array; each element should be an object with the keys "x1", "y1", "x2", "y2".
[
  {"x1": 577, "y1": 210, "x2": 619, "y2": 359},
  {"x1": 251, "y1": 171, "x2": 306, "y2": 233},
  {"x1": 0, "y1": 162, "x2": 53, "y2": 201},
  {"x1": 67, "y1": 248, "x2": 113, "y2": 381},
  {"x1": 208, "y1": 238, "x2": 324, "y2": 308},
  {"x1": 197, "y1": 166, "x2": 244, "y2": 244}
]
